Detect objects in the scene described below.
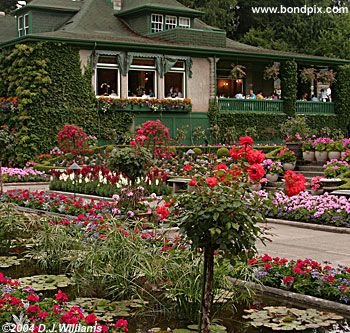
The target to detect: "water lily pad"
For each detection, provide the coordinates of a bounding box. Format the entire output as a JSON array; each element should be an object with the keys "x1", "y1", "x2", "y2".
[
  {"x1": 18, "y1": 274, "x2": 73, "y2": 291},
  {"x1": 243, "y1": 306, "x2": 343, "y2": 331},
  {"x1": 0, "y1": 256, "x2": 24, "y2": 268},
  {"x1": 65, "y1": 298, "x2": 146, "y2": 321}
]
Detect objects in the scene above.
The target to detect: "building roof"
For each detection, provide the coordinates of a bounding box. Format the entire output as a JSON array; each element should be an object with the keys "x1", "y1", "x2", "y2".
[
  {"x1": 1, "y1": 0, "x2": 349, "y2": 65},
  {"x1": 0, "y1": 15, "x2": 17, "y2": 43},
  {"x1": 117, "y1": 0, "x2": 202, "y2": 16},
  {"x1": 15, "y1": 0, "x2": 83, "y2": 14}
]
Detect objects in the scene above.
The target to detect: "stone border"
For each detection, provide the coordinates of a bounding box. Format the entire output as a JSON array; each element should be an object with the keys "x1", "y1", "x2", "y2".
[
  {"x1": 229, "y1": 278, "x2": 350, "y2": 316},
  {"x1": 266, "y1": 218, "x2": 350, "y2": 234},
  {"x1": 4, "y1": 182, "x2": 50, "y2": 186},
  {"x1": 15, "y1": 206, "x2": 76, "y2": 220},
  {"x1": 48, "y1": 190, "x2": 114, "y2": 202}
]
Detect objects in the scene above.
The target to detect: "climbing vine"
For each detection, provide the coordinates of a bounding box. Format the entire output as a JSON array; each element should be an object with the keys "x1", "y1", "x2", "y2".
[
  {"x1": 0, "y1": 42, "x2": 132, "y2": 164},
  {"x1": 281, "y1": 60, "x2": 297, "y2": 117}
]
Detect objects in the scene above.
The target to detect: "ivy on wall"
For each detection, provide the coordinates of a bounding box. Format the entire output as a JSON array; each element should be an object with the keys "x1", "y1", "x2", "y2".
[
  {"x1": 0, "y1": 42, "x2": 132, "y2": 164},
  {"x1": 281, "y1": 60, "x2": 298, "y2": 116},
  {"x1": 334, "y1": 64, "x2": 350, "y2": 132}
]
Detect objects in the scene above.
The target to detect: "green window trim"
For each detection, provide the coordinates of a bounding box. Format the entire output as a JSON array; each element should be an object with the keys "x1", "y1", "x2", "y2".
[{"x1": 149, "y1": 13, "x2": 191, "y2": 34}]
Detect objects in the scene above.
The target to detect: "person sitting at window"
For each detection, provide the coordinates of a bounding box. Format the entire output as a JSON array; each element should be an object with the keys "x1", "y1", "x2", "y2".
[
  {"x1": 174, "y1": 87, "x2": 183, "y2": 98},
  {"x1": 141, "y1": 90, "x2": 149, "y2": 98},
  {"x1": 302, "y1": 93, "x2": 309, "y2": 101},
  {"x1": 109, "y1": 90, "x2": 117, "y2": 97},
  {"x1": 247, "y1": 89, "x2": 256, "y2": 99},
  {"x1": 319, "y1": 89, "x2": 328, "y2": 102},
  {"x1": 167, "y1": 87, "x2": 175, "y2": 98},
  {"x1": 256, "y1": 91, "x2": 264, "y2": 100},
  {"x1": 149, "y1": 89, "x2": 155, "y2": 97},
  {"x1": 235, "y1": 92, "x2": 244, "y2": 99},
  {"x1": 311, "y1": 95, "x2": 319, "y2": 101},
  {"x1": 100, "y1": 82, "x2": 110, "y2": 96}
]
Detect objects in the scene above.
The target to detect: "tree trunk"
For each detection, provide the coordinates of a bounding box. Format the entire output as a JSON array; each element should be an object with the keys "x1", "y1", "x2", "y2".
[
  {"x1": 200, "y1": 246, "x2": 215, "y2": 333},
  {"x1": 0, "y1": 160, "x2": 3, "y2": 194}
]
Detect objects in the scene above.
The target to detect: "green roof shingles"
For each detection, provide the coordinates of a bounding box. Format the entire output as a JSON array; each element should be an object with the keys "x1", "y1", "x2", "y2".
[
  {"x1": 0, "y1": 0, "x2": 348, "y2": 65},
  {"x1": 0, "y1": 16, "x2": 17, "y2": 43},
  {"x1": 16, "y1": 0, "x2": 83, "y2": 13},
  {"x1": 117, "y1": 0, "x2": 201, "y2": 16}
]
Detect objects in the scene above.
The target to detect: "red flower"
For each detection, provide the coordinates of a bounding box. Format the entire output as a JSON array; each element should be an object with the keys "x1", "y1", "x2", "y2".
[
  {"x1": 246, "y1": 149, "x2": 266, "y2": 165},
  {"x1": 115, "y1": 319, "x2": 129, "y2": 332},
  {"x1": 261, "y1": 254, "x2": 272, "y2": 262},
  {"x1": 189, "y1": 178, "x2": 197, "y2": 186},
  {"x1": 282, "y1": 276, "x2": 295, "y2": 285},
  {"x1": 284, "y1": 170, "x2": 306, "y2": 197},
  {"x1": 27, "y1": 294, "x2": 40, "y2": 302},
  {"x1": 183, "y1": 165, "x2": 193, "y2": 171},
  {"x1": 264, "y1": 263, "x2": 272, "y2": 271},
  {"x1": 215, "y1": 163, "x2": 228, "y2": 171},
  {"x1": 247, "y1": 164, "x2": 265, "y2": 181},
  {"x1": 85, "y1": 313, "x2": 98, "y2": 325},
  {"x1": 205, "y1": 177, "x2": 218, "y2": 187},
  {"x1": 247, "y1": 258, "x2": 257, "y2": 265},
  {"x1": 38, "y1": 312, "x2": 49, "y2": 320},
  {"x1": 55, "y1": 290, "x2": 69, "y2": 303},
  {"x1": 156, "y1": 205, "x2": 169, "y2": 220},
  {"x1": 239, "y1": 136, "x2": 254, "y2": 146}
]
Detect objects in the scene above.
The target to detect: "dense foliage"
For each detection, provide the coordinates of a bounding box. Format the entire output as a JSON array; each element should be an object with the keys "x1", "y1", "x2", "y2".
[
  {"x1": 0, "y1": 42, "x2": 132, "y2": 164},
  {"x1": 334, "y1": 64, "x2": 350, "y2": 132}
]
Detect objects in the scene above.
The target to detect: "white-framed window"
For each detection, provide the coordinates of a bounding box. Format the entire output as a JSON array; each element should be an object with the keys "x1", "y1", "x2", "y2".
[
  {"x1": 18, "y1": 14, "x2": 29, "y2": 36},
  {"x1": 165, "y1": 61, "x2": 186, "y2": 98},
  {"x1": 151, "y1": 14, "x2": 163, "y2": 33},
  {"x1": 165, "y1": 15, "x2": 177, "y2": 30},
  {"x1": 179, "y1": 17, "x2": 190, "y2": 28},
  {"x1": 24, "y1": 14, "x2": 29, "y2": 35},
  {"x1": 95, "y1": 56, "x2": 120, "y2": 97},
  {"x1": 128, "y1": 58, "x2": 157, "y2": 98}
]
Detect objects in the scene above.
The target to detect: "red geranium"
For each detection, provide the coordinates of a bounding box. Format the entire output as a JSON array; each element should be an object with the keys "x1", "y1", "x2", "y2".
[
  {"x1": 246, "y1": 149, "x2": 266, "y2": 165},
  {"x1": 85, "y1": 313, "x2": 98, "y2": 325},
  {"x1": 284, "y1": 170, "x2": 306, "y2": 197},
  {"x1": 215, "y1": 163, "x2": 228, "y2": 171},
  {"x1": 183, "y1": 165, "x2": 193, "y2": 171},
  {"x1": 189, "y1": 178, "x2": 197, "y2": 186},
  {"x1": 282, "y1": 275, "x2": 295, "y2": 285},
  {"x1": 247, "y1": 164, "x2": 265, "y2": 181},
  {"x1": 115, "y1": 319, "x2": 129, "y2": 332},
  {"x1": 55, "y1": 290, "x2": 69, "y2": 303},
  {"x1": 206, "y1": 177, "x2": 218, "y2": 187},
  {"x1": 239, "y1": 136, "x2": 254, "y2": 146}
]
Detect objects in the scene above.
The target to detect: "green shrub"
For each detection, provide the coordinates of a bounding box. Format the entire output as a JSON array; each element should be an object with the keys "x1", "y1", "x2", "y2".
[
  {"x1": 217, "y1": 147, "x2": 230, "y2": 158},
  {"x1": 193, "y1": 147, "x2": 202, "y2": 155}
]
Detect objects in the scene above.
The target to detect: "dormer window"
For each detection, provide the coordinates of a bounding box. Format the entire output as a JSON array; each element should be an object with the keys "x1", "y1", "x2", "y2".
[
  {"x1": 151, "y1": 14, "x2": 163, "y2": 33},
  {"x1": 18, "y1": 14, "x2": 29, "y2": 36},
  {"x1": 179, "y1": 17, "x2": 190, "y2": 28},
  {"x1": 165, "y1": 16, "x2": 177, "y2": 30}
]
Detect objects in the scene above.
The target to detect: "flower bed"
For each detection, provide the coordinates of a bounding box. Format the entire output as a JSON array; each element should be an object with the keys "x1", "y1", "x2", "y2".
[
  {"x1": 97, "y1": 97, "x2": 192, "y2": 113},
  {"x1": 259, "y1": 191, "x2": 350, "y2": 227},
  {"x1": 244, "y1": 254, "x2": 350, "y2": 304},
  {"x1": 0, "y1": 167, "x2": 48, "y2": 183}
]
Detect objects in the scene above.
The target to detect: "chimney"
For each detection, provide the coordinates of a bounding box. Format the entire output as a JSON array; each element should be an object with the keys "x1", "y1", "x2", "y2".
[{"x1": 113, "y1": 0, "x2": 122, "y2": 11}]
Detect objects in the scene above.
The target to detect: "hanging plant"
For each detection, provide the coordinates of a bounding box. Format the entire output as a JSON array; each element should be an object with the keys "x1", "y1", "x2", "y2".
[
  {"x1": 300, "y1": 68, "x2": 317, "y2": 83},
  {"x1": 318, "y1": 69, "x2": 336, "y2": 85},
  {"x1": 263, "y1": 63, "x2": 280, "y2": 81},
  {"x1": 230, "y1": 64, "x2": 246, "y2": 80}
]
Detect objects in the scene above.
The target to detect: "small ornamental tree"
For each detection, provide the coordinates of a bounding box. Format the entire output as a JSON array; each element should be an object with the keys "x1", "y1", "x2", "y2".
[
  {"x1": 57, "y1": 124, "x2": 89, "y2": 155},
  {"x1": 177, "y1": 136, "x2": 267, "y2": 333},
  {"x1": 107, "y1": 146, "x2": 152, "y2": 184},
  {"x1": 131, "y1": 120, "x2": 170, "y2": 158}
]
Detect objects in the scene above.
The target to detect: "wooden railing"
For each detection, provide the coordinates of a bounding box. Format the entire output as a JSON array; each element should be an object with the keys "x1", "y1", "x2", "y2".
[
  {"x1": 296, "y1": 101, "x2": 335, "y2": 114},
  {"x1": 218, "y1": 99, "x2": 284, "y2": 113}
]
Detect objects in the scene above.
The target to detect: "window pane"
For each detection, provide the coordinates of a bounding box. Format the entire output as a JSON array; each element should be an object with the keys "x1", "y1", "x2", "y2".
[
  {"x1": 18, "y1": 16, "x2": 23, "y2": 29},
  {"x1": 165, "y1": 15, "x2": 177, "y2": 29},
  {"x1": 97, "y1": 68, "x2": 119, "y2": 96},
  {"x1": 179, "y1": 17, "x2": 190, "y2": 28},
  {"x1": 132, "y1": 58, "x2": 155, "y2": 67},
  {"x1": 151, "y1": 14, "x2": 163, "y2": 33},
  {"x1": 128, "y1": 70, "x2": 155, "y2": 97},
  {"x1": 165, "y1": 72, "x2": 184, "y2": 98},
  {"x1": 24, "y1": 15, "x2": 29, "y2": 26}
]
